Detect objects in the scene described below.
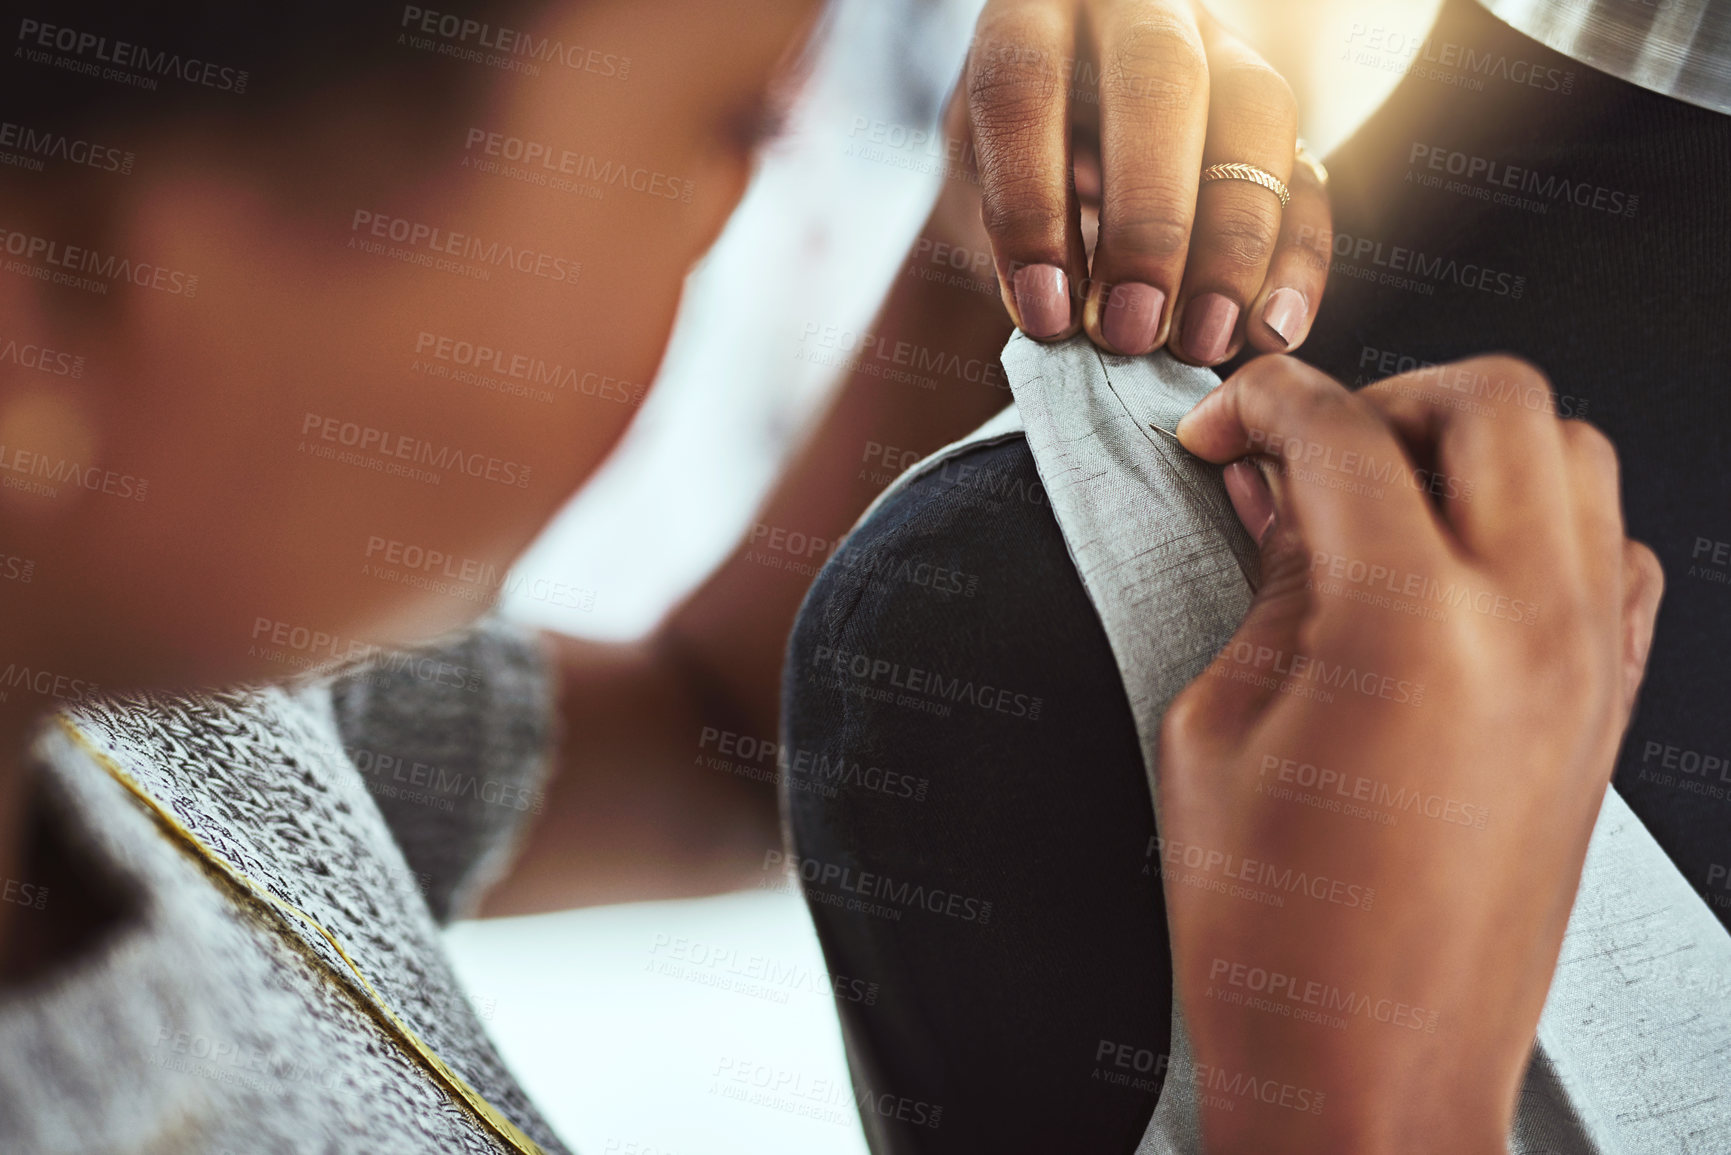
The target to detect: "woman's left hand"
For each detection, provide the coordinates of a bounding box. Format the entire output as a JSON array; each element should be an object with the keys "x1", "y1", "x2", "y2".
[{"x1": 956, "y1": 0, "x2": 1333, "y2": 365}]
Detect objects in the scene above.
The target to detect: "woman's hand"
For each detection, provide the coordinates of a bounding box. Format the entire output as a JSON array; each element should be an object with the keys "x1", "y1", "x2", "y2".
[
  {"x1": 1161, "y1": 355, "x2": 1663, "y2": 1153},
  {"x1": 957, "y1": 0, "x2": 1331, "y2": 364}
]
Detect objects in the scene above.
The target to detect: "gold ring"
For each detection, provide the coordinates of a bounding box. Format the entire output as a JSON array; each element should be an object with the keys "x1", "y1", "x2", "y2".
[
  {"x1": 1294, "y1": 138, "x2": 1329, "y2": 188},
  {"x1": 1199, "y1": 162, "x2": 1291, "y2": 207}
]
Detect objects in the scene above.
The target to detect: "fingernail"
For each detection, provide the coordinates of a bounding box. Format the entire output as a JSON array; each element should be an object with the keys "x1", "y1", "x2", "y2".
[
  {"x1": 1261, "y1": 287, "x2": 1308, "y2": 348},
  {"x1": 1183, "y1": 293, "x2": 1240, "y2": 364},
  {"x1": 1101, "y1": 282, "x2": 1166, "y2": 355},
  {"x1": 1013, "y1": 264, "x2": 1071, "y2": 339},
  {"x1": 1224, "y1": 460, "x2": 1276, "y2": 544}
]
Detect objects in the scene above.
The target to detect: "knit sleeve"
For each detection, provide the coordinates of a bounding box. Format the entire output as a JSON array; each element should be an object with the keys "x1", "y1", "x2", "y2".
[{"x1": 326, "y1": 616, "x2": 558, "y2": 923}]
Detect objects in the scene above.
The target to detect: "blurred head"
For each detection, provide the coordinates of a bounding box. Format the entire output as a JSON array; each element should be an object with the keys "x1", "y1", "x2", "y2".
[{"x1": 0, "y1": 0, "x2": 820, "y2": 693}]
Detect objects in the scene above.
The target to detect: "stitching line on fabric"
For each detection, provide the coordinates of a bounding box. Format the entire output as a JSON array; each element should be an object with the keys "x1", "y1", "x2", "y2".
[
  {"x1": 1093, "y1": 350, "x2": 1260, "y2": 588},
  {"x1": 53, "y1": 713, "x2": 550, "y2": 1155}
]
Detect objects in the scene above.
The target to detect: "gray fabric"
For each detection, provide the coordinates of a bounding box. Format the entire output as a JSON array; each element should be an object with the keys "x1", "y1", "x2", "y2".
[
  {"x1": 876, "y1": 333, "x2": 1731, "y2": 1152},
  {"x1": 0, "y1": 624, "x2": 564, "y2": 1155},
  {"x1": 330, "y1": 619, "x2": 556, "y2": 924}
]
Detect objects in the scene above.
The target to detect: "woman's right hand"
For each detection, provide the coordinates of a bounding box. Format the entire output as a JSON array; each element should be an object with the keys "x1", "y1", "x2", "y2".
[{"x1": 1160, "y1": 354, "x2": 1663, "y2": 1153}]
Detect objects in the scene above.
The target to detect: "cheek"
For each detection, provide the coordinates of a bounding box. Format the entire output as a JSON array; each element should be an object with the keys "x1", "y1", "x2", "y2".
[
  {"x1": 33, "y1": 164, "x2": 730, "y2": 688},
  {"x1": 20, "y1": 99, "x2": 753, "y2": 691}
]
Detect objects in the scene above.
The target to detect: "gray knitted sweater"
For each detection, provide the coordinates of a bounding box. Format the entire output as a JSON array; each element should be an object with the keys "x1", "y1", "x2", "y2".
[{"x1": 0, "y1": 619, "x2": 568, "y2": 1155}]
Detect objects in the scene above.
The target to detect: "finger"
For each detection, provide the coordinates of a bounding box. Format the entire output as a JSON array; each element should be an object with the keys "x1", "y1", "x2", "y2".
[
  {"x1": 1557, "y1": 420, "x2": 1627, "y2": 615},
  {"x1": 1243, "y1": 144, "x2": 1331, "y2": 354},
  {"x1": 1168, "y1": 30, "x2": 1298, "y2": 367},
  {"x1": 1356, "y1": 356, "x2": 1574, "y2": 566},
  {"x1": 1224, "y1": 458, "x2": 1275, "y2": 545},
  {"x1": 1619, "y1": 540, "x2": 1664, "y2": 716},
  {"x1": 1177, "y1": 355, "x2": 1441, "y2": 560},
  {"x1": 1079, "y1": 0, "x2": 1210, "y2": 356},
  {"x1": 1160, "y1": 506, "x2": 1313, "y2": 776},
  {"x1": 968, "y1": 0, "x2": 1089, "y2": 341}
]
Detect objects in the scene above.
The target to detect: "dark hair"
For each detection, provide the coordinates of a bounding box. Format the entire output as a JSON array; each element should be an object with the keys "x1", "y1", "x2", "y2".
[{"x1": 2, "y1": 1, "x2": 544, "y2": 139}]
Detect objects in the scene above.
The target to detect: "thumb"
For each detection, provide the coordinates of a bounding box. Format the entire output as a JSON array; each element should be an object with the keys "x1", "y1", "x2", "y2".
[
  {"x1": 1619, "y1": 540, "x2": 1664, "y2": 716},
  {"x1": 1163, "y1": 458, "x2": 1314, "y2": 767}
]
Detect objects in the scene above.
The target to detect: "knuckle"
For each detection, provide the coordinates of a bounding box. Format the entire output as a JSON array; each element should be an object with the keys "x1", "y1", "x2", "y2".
[
  {"x1": 980, "y1": 196, "x2": 1065, "y2": 247},
  {"x1": 1159, "y1": 686, "x2": 1210, "y2": 762},
  {"x1": 1104, "y1": 15, "x2": 1208, "y2": 106},
  {"x1": 1234, "y1": 357, "x2": 1347, "y2": 442},
  {"x1": 1628, "y1": 540, "x2": 1665, "y2": 600},
  {"x1": 1102, "y1": 202, "x2": 1193, "y2": 263},
  {"x1": 1475, "y1": 354, "x2": 1554, "y2": 415},
  {"x1": 969, "y1": 8, "x2": 1072, "y2": 113},
  {"x1": 1199, "y1": 197, "x2": 1282, "y2": 273},
  {"x1": 1212, "y1": 62, "x2": 1298, "y2": 135},
  {"x1": 1561, "y1": 419, "x2": 1620, "y2": 483},
  {"x1": 1244, "y1": 354, "x2": 1339, "y2": 412}
]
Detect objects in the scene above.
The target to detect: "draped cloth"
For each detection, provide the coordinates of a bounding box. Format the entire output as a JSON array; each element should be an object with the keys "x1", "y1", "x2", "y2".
[{"x1": 863, "y1": 333, "x2": 1731, "y2": 1153}]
